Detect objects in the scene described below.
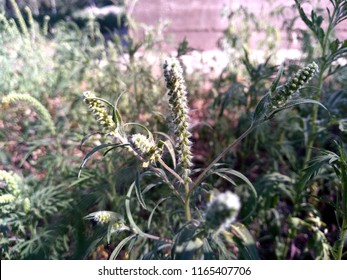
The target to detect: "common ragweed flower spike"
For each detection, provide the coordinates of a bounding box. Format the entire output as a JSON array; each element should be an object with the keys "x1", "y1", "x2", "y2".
[
  {"x1": 83, "y1": 92, "x2": 117, "y2": 135},
  {"x1": 131, "y1": 133, "x2": 161, "y2": 165},
  {"x1": 2, "y1": 93, "x2": 56, "y2": 135},
  {"x1": 271, "y1": 62, "x2": 319, "y2": 109},
  {"x1": 205, "y1": 191, "x2": 241, "y2": 232},
  {"x1": 163, "y1": 57, "x2": 193, "y2": 185},
  {"x1": 22, "y1": 197, "x2": 31, "y2": 213}
]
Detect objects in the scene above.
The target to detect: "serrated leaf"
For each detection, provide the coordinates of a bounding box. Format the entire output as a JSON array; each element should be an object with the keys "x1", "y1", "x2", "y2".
[
  {"x1": 295, "y1": 0, "x2": 313, "y2": 29},
  {"x1": 109, "y1": 234, "x2": 137, "y2": 260}
]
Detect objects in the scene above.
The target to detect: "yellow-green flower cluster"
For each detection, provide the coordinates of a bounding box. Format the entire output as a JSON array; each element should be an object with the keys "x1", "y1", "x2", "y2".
[
  {"x1": 0, "y1": 171, "x2": 31, "y2": 212},
  {"x1": 131, "y1": 133, "x2": 161, "y2": 164},
  {"x1": 83, "y1": 92, "x2": 117, "y2": 135},
  {"x1": 93, "y1": 211, "x2": 112, "y2": 224},
  {"x1": 0, "y1": 170, "x2": 20, "y2": 196},
  {"x1": 271, "y1": 62, "x2": 319, "y2": 108},
  {"x1": 0, "y1": 194, "x2": 15, "y2": 204},
  {"x1": 111, "y1": 221, "x2": 129, "y2": 234},
  {"x1": 23, "y1": 197, "x2": 31, "y2": 213},
  {"x1": 163, "y1": 57, "x2": 193, "y2": 185}
]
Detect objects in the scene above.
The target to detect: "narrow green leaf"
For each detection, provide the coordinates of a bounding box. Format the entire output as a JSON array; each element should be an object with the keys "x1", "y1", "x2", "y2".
[
  {"x1": 202, "y1": 238, "x2": 216, "y2": 260},
  {"x1": 270, "y1": 64, "x2": 284, "y2": 93},
  {"x1": 231, "y1": 223, "x2": 259, "y2": 260},
  {"x1": 147, "y1": 197, "x2": 170, "y2": 230},
  {"x1": 124, "y1": 122, "x2": 154, "y2": 140},
  {"x1": 109, "y1": 234, "x2": 137, "y2": 260},
  {"x1": 135, "y1": 171, "x2": 147, "y2": 210},
  {"x1": 80, "y1": 131, "x2": 105, "y2": 149},
  {"x1": 267, "y1": 98, "x2": 329, "y2": 119},
  {"x1": 78, "y1": 143, "x2": 119, "y2": 177},
  {"x1": 252, "y1": 93, "x2": 271, "y2": 123},
  {"x1": 125, "y1": 182, "x2": 150, "y2": 238},
  {"x1": 142, "y1": 182, "x2": 164, "y2": 194}
]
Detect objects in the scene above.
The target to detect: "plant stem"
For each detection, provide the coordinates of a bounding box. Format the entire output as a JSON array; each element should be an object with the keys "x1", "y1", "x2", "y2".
[
  {"x1": 336, "y1": 218, "x2": 347, "y2": 260},
  {"x1": 158, "y1": 155, "x2": 192, "y2": 221},
  {"x1": 158, "y1": 158, "x2": 185, "y2": 185},
  {"x1": 148, "y1": 163, "x2": 184, "y2": 204},
  {"x1": 336, "y1": 161, "x2": 347, "y2": 259},
  {"x1": 303, "y1": 69, "x2": 324, "y2": 168}
]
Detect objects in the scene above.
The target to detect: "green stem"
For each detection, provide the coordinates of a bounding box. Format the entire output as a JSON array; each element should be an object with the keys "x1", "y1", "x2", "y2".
[
  {"x1": 185, "y1": 195, "x2": 192, "y2": 221},
  {"x1": 158, "y1": 158, "x2": 185, "y2": 185},
  {"x1": 149, "y1": 161, "x2": 184, "y2": 204},
  {"x1": 158, "y1": 157, "x2": 191, "y2": 221},
  {"x1": 336, "y1": 162, "x2": 347, "y2": 259},
  {"x1": 336, "y1": 218, "x2": 347, "y2": 260},
  {"x1": 303, "y1": 70, "x2": 324, "y2": 168}
]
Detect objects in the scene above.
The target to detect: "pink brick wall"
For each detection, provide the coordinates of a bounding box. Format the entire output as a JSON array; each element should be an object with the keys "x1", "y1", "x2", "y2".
[{"x1": 132, "y1": 0, "x2": 347, "y2": 51}]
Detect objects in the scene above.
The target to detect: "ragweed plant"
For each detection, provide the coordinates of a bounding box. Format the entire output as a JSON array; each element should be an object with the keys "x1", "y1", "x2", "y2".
[{"x1": 81, "y1": 56, "x2": 324, "y2": 259}]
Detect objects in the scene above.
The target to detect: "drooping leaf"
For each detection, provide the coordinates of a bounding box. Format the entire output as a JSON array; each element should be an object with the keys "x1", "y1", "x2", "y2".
[
  {"x1": 135, "y1": 171, "x2": 147, "y2": 210},
  {"x1": 231, "y1": 223, "x2": 260, "y2": 260},
  {"x1": 270, "y1": 63, "x2": 284, "y2": 93},
  {"x1": 78, "y1": 143, "x2": 125, "y2": 177},
  {"x1": 267, "y1": 98, "x2": 329, "y2": 120},
  {"x1": 109, "y1": 234, "x2": 138, "y2": 260},
  {"x1": 147, "y1": 197, "x2": 170, "y2": 230}
]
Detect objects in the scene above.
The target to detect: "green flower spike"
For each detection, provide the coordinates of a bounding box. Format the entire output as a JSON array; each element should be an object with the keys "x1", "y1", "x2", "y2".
[
  {"x1": 83, "y1": 92, "x2": 117, "y2": 135},
  {"x1": 163, "y1": 57, "x2": 193, "y2": 185},
  {"x1": 131, "y1": 133, "x2": 161, "y2": 166},
  {"x1": 271, "y1": 62, "x2": 319, "y2": 109}
]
